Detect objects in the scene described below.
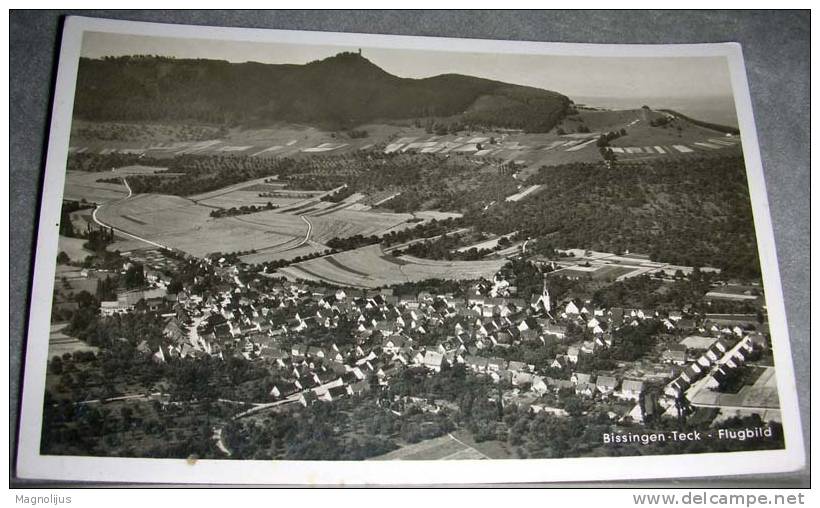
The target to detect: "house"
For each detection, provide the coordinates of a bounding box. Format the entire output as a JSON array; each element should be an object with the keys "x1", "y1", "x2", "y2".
[
  {"x1": 507, "y1": 360, "x2": 527, "y2": 373},
  {"x1": 680, "y1": 365, "x2": 702, "y2": 384},
  {"x1": 349, "y1": 380, "x2": 371, "y2": 396},
  {"x1": 618, "y1": 379, "x2": 644, "y2": 400},
  {"x1": 542, "y1": 323, "x2": 567, "y2": 340},
  {"x1": 662, "y1": 344, "x2": 687, "y2": 365},
  {"x1": 596, "y1": 375, "x2": 618, "y2": 395},
  {"x1": 270, "y1": 380, "x2": 302, "y2": 399},
  {"x1": 318, "y1": 385, "x2": 349, "y2": 402},
  {"x1": 576, "y1": 382, "x2": 597, "y2": 397},
  {"x1": 422, "y1": 350, "x2": 445, "y2": 372},
  {"x1": 566, "y1": 346, "x2": 580, "y2": 364},
  {"x1": 550, "y1": 355, "x2": 570, "y2": 370},
  {"x1": 572, "y1": 372, "x2": 592, "y2": 385},
  {"x1": 464, "y1": 355, "x2": 489, "y2": 373},
  {"x1": 531, "y1": 376, "x2": 549, "y2": 394},
  {"x1": 486, "y1": 357, "x2": 507, "y2": 372},
  {"x1": 291, "y1": 344, "x2": 308, "y2": 358},
  {"x1": 704, "y1": 367, "x2": 730, "y2": 389},
  {"x1": 306, "y1": 346, "x2": 326, "y2": 359},
  {"x1": 382, "y1": 335, "x2": 408, "y2": 354}
]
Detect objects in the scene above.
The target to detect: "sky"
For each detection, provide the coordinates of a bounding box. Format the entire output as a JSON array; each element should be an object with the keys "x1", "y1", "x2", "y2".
[{"x1": 82, "y1": 31, "x2": 736, "y2": 103}]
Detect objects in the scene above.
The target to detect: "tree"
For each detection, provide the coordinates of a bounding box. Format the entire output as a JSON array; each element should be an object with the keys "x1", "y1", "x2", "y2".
[
  {"x1": 57, "y1": 251, "x2": 70, "y2": 264},
  {"x1": 124, "y1": 263, "x2": 145, "y2": 289}
]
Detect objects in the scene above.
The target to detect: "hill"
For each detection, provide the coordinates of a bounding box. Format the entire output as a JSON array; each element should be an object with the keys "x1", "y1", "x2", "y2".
[
  {"x1": 467, "y1": 155, "x2": 760, "y2": 277},
  {"x1": 72, "y1": 52, "x2": 570, "y2": 132}
]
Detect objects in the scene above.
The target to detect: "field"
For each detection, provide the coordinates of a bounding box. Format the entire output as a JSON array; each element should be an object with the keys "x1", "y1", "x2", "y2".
[
  {"x1": 53, "y1": 264, "x2": 107, "y2": 295},
  {"x1": 49, "y1": 323, "x2": 98, "y2": 358},
  {"x1": 97, "y1": 194, "x2": 300, "y2": 257},
  {"x1": 691, "y1": 367, "x2": 780, "y2": 410},
  {"x1": 309, "y1": 209, "x2": 412, "y2": 243},
  {"x1": 58, "y1": 235, "x2": 92, "y2": 262},
  {"x1": 369, "y1": 430, "x2": 513, "y2": 460},
  {"x1": 368, "y1": 434, "x2": 487, "y2": 461},
  {"x1": 95, "y1": 184, "x2": 424, "y2": 261},
  {"x1": 279, "y1": 244, "x2": 505, "y2": 288},
  {"x1": 63, "y1": 171, "x2": 128, "y2": 203},
  {"x1": 191, "y1": 177, "x2": 325, "y2": 209}
]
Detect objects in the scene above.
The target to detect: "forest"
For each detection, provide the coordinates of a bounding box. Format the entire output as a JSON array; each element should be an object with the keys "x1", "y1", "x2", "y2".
[{"x1": 466, "y1": 155, "x2": 762, "y2": 278}]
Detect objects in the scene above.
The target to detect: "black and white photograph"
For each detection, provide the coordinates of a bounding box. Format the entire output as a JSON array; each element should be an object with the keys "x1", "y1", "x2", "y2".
[{"x1": 14, "y1": 15, "x2": 806, "y2": 485}]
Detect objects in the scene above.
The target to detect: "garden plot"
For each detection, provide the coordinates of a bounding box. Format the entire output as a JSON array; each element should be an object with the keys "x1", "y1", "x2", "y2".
[
  {"x1": 177, "y1": 140, "x2": 222, "y2": 154},
  {"x1": 251, "y1": 146, "x2": 284, "y2": 157},
  {"x1": 302, "y1": 142, "x2": 348, "y2": 153},
  {"x1": 542, "y1": 140, "x2": 569, "y2": 151},
  {"x1": 453, "y1": 143, "x2": 480, "y2": 152},
  {"x1": 436, "y1": 142, "x2": 463, "y2": 153},
  {"x1": 49, "y1": 323, "x2": 98, "y2": 358},
  {"x1": 217, "y1": 145, "x2": 253, "y2": 152},
  {"x1": 401, "y1": 141, "x2": 438, "y2": 152},
  {"x1": 383, "y1": 143, "x2": 405, "y2": 154}
]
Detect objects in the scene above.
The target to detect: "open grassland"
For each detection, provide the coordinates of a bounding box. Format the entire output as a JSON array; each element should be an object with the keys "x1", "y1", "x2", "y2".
[
  {"x1": 368, "y1": 431, "x2": 511, "y2": 461},
  {"x1": 97, "y1": 194, "x2": 304, "y2": 257},
  {"x1": 58, "y1": 235, "x2": 92, "y2": 262},
  {"x1": 189, "y1": 176, "x2": 283, "y2": 202},
  {"x1": 368, "y1": 434, "x2": 486, "y2": 461},
  {"x1": 198, "y1": 191, "x2": 305, "y2": 209},
  {"x1": 96, "y1": 185, "x2": 426, "y2": 261},
  {"x1": 279, "y1": 244, "x2": 504, "y2": 288},
  {"x1": 309, "y1": 209, "x2": 412, "y2": 243},
  {"x1": 63, "y1": 171, "x2": 129, "y2": 203}
]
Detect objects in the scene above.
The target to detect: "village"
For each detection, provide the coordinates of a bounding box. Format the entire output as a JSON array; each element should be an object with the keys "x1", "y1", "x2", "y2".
[{"x1": 51, "y1": 238, "x2": 778, "y2": 450}]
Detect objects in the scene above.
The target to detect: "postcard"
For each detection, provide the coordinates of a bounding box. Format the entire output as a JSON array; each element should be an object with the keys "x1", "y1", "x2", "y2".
[{"x1": 16, "y1": 15, "x2": 805, "y2": 484}]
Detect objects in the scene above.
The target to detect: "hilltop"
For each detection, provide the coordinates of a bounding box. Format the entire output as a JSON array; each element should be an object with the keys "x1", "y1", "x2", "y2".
[{"x1": 72, "y1": 52, "x2": 571, "y2": 132}]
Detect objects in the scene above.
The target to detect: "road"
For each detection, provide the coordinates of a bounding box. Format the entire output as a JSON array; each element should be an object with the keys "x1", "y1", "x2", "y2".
[
  {"x1": 298, "y1": 215, "x2": 313, "y2": 247},
  {"x1": 91, "y1": 176, "x2": 170, "y2": 250}
]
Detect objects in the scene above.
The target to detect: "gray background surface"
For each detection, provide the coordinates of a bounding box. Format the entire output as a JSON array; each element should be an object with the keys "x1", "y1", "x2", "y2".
[{"x1": 9, "y1": 10, "x2": 810, "y2": 487}]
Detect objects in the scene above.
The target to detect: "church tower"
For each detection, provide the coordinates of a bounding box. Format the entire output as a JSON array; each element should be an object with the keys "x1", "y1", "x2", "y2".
[{"x1": 541, "y1": 280, "x2": 551, "y2": 313}]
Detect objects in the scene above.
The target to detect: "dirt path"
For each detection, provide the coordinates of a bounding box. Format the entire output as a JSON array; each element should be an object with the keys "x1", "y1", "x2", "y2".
[
  {"x1": 213, "y1": 426, "x2": 232, "y2": 457},
  {"x1": 447, "y1": 433, "x2": 491, "y2": 460}
]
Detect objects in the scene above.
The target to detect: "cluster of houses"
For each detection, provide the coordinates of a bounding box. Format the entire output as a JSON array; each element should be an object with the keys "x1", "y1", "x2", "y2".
[
  {"x1": 115, "y1": 254, "x2": 770, "y2": 423},
  {"x1": 664, "y1": 331, "x2": 767, "y2": 397}
]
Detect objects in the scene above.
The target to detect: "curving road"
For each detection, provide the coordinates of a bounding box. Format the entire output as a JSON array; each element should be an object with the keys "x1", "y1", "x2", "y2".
[{"x1": 298, "y1": 215, "x2": 313, "y2": 247}]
